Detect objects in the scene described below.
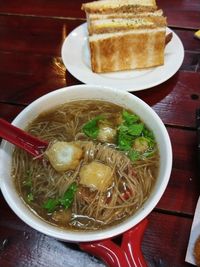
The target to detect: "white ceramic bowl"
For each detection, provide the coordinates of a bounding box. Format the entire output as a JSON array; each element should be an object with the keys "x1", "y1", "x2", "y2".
[{"x1": 0, "y1": 84, "x2": 172, "y2": 242}]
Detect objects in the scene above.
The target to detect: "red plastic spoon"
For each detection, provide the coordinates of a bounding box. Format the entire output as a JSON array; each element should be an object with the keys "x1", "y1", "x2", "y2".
[{"x1": 0, "y1": 118, "x2": 48, "y2": 157}]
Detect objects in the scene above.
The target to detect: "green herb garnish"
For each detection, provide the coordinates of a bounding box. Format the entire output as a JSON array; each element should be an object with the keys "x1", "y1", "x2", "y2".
[
  {"x1": 59, "y1": 182, "x2": 77, "y2": 209},
  {"x1": 43, "y1": 199, "x2": 59, "y2": 213},
  {"x1": 117, "y1": 125, "x2": 133, "y2": 151},
  {"x1": 117, "y1": 112, "x2": 144, "y2": 151},
  {"x1": 128, "y1": 150, "x2": 140, "y2": 161},
  {"x1": 122, "y1": 110, "x2": 139, "y2": 125},
  {"x1": 127, "y1": 123, "x2": 144, "y2": 136},
  {"x1": 142, "y1": 127, "x2": 155, "y2": 140},
  {"x1": 117, "y1": 111, "x2": 156, "y2": 161},
  {"x1": 43, "y1": 182, "x2": 77, "y2": 213},
  {"x1": 82, "y1": 115, "x2": 104, "y2": 139}
]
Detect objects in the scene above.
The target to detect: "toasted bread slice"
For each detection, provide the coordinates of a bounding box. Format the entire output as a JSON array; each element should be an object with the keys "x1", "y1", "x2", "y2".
[
  {"x1": 88, "y1": 9, "x2": 163, "y2": 22},
  {"x1": 89, "y1": 27, "x2": 166, "y2": 73},
  {"x1": 89, "y1": 16, "x2": 167, "y2": 35},
  {"x1": 82, "y1": 0, "x2": 169, "y2": 73},
  {"x1": 82, "y1": 0, "x2": 158, "y2": 14}
]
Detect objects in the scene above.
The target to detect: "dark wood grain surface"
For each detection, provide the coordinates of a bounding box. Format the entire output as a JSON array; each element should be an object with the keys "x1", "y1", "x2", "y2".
[{"x1": 0, "y1": 1, "x2": 200, "y2": 266}]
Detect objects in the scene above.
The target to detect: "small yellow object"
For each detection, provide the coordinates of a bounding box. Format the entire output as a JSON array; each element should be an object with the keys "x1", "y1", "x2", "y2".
[{"x1": 194, "y1": 30, "x2": 200, "y2": 39}]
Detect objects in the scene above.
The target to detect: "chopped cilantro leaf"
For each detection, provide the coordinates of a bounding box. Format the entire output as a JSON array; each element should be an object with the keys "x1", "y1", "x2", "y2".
[
  {"x1": 117, "y1": 111, "x2": 156, "y2": 161},
  {"x1": 122, "y1": 110, "x2": 139, "y2": 125},
  {"x1": 43, "y1": 182, "x2": 77, "y2": 213},
  {"x1": 59, "y1": 182, "x2": 77, "y2": 209},
  {"x1": 128, "y1": 123, "x2": 144, "y2": 136},
  {"x1": 128, "y1": 150, "x2": 140, "y2": 161},
  {"x1": 117, "y1": 131, "x2": 133, "y2": 151},
  {"x1": 142, "y1": 127, "x2": 155, "y2": 140},
  {"x1": 82, "y1": 115, "x2": 104, "y2": 139},
  {"x1": 43, "y1": 198, "x2": 59, "y2": 213}
]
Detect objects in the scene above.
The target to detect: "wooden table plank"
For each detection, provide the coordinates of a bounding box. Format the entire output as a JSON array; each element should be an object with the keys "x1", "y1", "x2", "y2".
[
  {"x1": 158, "y1": 0, "x2": 200, "y2": 29},
  {"x1": 136, "y1": 72, "x2": 200, "y2": 128},
  {"x1": 0, "y1": 71, "x2": 200, "y2": 128},
  {"x1": 143, "y1": 212, "x2": 193, "y2": 267},
  {"x1": 173, "y1": 29, "x2": 200, "y2": 51},
  {"x1": 0, "y1": 15, "x2": 83, "y2": 56},
  {"x1": 0, "y1": 71, "x2": 199, "y2": 129},
  {"x1": 156, "y1": 127, "x2": 199, "y2": 215},
  {"x1": 0, "y1": 0, "x2": 86, "y2": 19},
  {"x1": 163, "y1": 10, "x2": 200, "y2": 29},
  {"x1": 0, "y1": 0, "x2": 200, "y2": 29},
  {"x1": 0, "y1": 14, "x2": 199, "y2": 55},
  {"x1": 0, "y1": 103, "x2": 24, "y2": 121}
]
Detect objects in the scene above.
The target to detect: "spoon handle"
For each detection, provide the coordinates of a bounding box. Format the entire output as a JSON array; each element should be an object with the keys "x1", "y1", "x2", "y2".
[{"x1": 0, "y1": 118, "x2": 48, "y2": 157}]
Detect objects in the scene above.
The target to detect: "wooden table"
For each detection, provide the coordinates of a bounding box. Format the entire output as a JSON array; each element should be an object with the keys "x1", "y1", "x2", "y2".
[{"x1": 0, "y1": 1, "x2": 200, "y2": 266}]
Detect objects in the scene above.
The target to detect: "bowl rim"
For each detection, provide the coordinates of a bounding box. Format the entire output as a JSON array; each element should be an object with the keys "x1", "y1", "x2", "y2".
[{"x1": 0, "y1": 84, "x2": 172, "y2": 242}]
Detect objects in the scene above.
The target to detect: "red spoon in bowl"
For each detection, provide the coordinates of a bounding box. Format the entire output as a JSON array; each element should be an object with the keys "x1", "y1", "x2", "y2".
[
  {"x1": 0, "y1": 118, "x2": 48, "y2": 157},
  {"x1": 0, "y1": 118, "x2": 148, "y2": 267}
]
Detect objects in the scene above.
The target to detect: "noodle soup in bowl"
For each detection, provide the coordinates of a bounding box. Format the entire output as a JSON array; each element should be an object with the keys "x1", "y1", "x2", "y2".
[{"x1": 0, "y1": 84, "x2": 172, "y2": 243}]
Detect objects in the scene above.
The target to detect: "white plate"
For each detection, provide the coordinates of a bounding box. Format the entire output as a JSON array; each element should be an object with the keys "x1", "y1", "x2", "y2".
[{"x1": 61, "y1": 23, "x2": 184, "y2": 92}]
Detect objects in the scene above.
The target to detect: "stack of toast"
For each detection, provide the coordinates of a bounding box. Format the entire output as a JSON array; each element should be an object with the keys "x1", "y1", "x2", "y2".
[{"x1": 82, "y1": 0, "x2": 172, "y2": 73}]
